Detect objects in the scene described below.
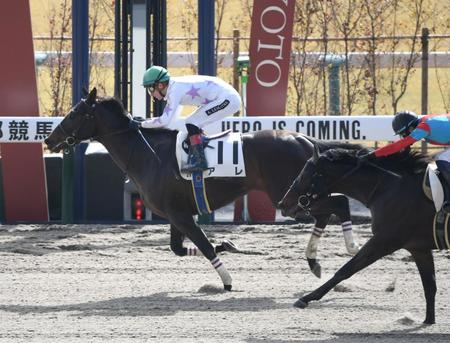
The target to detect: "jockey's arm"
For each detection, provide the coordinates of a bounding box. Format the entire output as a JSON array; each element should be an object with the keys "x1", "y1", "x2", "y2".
[
  {"x1": 374, "y1": 136, "x2": 417, "y2": 157},
  {"x1": 141, "y1": 93, "x2": 182, "y2": 129},
  {"x1": 374, "y1": 124, "x2": 430, "y2": 157}
]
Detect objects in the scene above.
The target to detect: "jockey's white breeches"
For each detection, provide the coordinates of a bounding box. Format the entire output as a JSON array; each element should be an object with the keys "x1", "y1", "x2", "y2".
[{"x1": 185, "y1": 88, "x2": 241, "y2": 128}]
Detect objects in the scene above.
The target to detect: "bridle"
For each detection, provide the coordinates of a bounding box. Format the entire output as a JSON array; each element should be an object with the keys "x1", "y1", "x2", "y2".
[
  {"x1": 295, "y1": 159, "x2": 401, "y2": 214},
  {"x1": 52, "y1": 98, "x2": 161, "y2": 168},
  {"x1": 295, "y1": 162, "x2": 362, "y2": 215},
  {"x1": 52, "y1": 99, "x2": 97, "y2": 153}
]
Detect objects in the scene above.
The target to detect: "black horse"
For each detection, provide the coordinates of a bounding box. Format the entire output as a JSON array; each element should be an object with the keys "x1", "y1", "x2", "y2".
[
  {"x1": 278, "y1": 144, "x2": 443, "y2": 324},
  {"x1": 45, "y1": 88, "x2": 358, "y2": 290}
]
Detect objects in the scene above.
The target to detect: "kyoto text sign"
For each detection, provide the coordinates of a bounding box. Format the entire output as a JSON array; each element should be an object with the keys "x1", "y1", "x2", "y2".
[{"x1": 247, "y1": 0, "x2": 295, "y2": 116}]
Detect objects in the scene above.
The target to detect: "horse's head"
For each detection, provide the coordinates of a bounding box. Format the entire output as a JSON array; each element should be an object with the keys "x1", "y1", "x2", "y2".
[
  {"x1": 45, "y1": 88, "x2": 130, "y2": 152},
  {"x1": 278, "y1": 145, "x2": 363, "y2": 218}
]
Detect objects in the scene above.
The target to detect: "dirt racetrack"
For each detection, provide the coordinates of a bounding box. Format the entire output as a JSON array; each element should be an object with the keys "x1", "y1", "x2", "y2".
[{"x1": 1, "y1": 222, "x2": 450, "y2": 343}]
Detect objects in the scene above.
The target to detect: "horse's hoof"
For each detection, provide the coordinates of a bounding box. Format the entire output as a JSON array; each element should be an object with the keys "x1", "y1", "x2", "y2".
[
  {"x1": 346, "y1": 243, "x2": 360, "y2": 255},
  {"x1": 307, "y1": 258, "x2": 322, "y2": 278},
  {"x1": 423, "y1": 318, "x2": 435, "y2": 325},
  {"x1": 222, "y1": 240, "x2": 239, "y2": 253},
  {"x1": 224, "y1": 284, "x2": 232, "y2": 291},
  {"x1": 294, "y1": 298, "x2": 308, "y2": 309}
]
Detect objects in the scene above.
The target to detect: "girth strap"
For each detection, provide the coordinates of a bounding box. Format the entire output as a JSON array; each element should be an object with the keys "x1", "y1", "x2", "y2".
[
  {"x1": 433, "y1": 211, "x2": 450, "y2": 250},
  {"x1": 191, "y1": 171, "x2": 212, "y2": 215}
]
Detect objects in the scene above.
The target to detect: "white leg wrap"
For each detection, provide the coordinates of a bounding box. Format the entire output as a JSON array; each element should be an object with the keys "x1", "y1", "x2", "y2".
[
  {"x1": 187, "y1": 246, "x2": 203, "y2": 256},
  {"x1": 211, "y1": 257, "x2": 232, "y2": 286},
  {"x1": 306, "y1": 227, "x2": 323, "y2": 259},
  {"x1": 342, "y1": 221, "x2": 359, "y2": 254}
]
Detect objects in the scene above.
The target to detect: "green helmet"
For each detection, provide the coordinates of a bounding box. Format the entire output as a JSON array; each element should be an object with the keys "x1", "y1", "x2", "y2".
[{"x1": 142, "y1": 66, "x2": 170, "y2": 87}]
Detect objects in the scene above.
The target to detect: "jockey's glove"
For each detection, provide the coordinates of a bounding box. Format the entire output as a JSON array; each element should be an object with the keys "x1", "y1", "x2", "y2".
[{"x1": 129, "y1": 119, "x2": 142, "y2": 131}]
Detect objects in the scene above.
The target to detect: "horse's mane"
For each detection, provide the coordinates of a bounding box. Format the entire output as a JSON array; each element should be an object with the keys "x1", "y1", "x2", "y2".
[
  {"x1": 98, "y1": 96, "x2": 177, "y2": 136},
  {"x1": 323, "y1": 147, "x2": 431, "y2": 175},
  {"x1": 98, "y1": 96, "x2": 128, "y2": 118},
  {"x1": 306, "y1": 136, "x2": 365, "y2": 153}
]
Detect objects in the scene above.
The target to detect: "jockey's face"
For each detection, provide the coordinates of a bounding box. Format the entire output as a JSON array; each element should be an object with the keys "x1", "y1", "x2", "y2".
[{"x1": 147, "y1": 82, "x2": 167, "y2": 100}]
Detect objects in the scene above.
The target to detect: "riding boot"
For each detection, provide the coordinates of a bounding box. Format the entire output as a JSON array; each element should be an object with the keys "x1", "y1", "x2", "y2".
[
  {"x1": 182, "y1": 124, "x2": 208, "y2": 172},
  {"x1": 436, "y1": 160, "x2": 450, "y2": 213}
]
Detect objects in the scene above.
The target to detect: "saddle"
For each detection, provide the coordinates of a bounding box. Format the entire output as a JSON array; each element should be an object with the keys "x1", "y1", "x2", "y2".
[{"x1": 423, "y1": 163, "x2": 450, "y2": 249}]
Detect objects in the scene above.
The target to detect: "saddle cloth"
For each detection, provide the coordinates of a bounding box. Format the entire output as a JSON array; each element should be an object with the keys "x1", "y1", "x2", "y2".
[
  {"x1": 423, "y1": 163, "x2": 444, "y2": 211},
  {"x1": 422, "y1": 164, "x2": 450, "y2": 249},
  {"x1": 175, "y1": 131, "x2": 246, "y2": 180}
]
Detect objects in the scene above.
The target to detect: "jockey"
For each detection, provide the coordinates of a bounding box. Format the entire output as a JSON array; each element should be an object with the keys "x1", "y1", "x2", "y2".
[
  {"x1": 130, "y1": 65, "x2": 241, "y2": 172},
  {"x1": 361, "y1": 111, "x2": 450, "y2": 212}
]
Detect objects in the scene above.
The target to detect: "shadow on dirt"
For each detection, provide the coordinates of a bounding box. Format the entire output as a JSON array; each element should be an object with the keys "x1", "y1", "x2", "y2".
[
  {"x1": 0, "y1": 292, "x2": 287, "y2": 317},
  {"x1": 246, "y1": 332, "x2": 450, "y2": 343}
]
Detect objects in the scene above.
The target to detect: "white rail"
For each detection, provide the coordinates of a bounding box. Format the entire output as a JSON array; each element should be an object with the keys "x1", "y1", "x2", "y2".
[
  {"x1": 34, "y1": 51, "x2": 450, "y2": 68},
  {"x1": 0, "y1": 115, "x2": 397, "y2": 143}
]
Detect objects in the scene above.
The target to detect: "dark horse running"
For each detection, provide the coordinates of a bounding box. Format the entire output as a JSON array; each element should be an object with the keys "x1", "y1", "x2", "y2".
[
  {"x1": 278, "y1": 144, "x2": 443, "y2": 324},
  {"x1": 45, "y1": 88, "x2": 358, "y2": 290}
]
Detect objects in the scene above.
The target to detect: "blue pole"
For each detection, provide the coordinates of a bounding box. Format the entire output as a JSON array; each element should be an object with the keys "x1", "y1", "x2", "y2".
[
  {"x1": 71, "y1": 0, "x2": 89, "y2": 222},
  {"x1": 197, "y1": 0, "x2": 215, "y2": 224},
  {"x1": 198, "y1": 0, "x2": 215, "y2": 76}
]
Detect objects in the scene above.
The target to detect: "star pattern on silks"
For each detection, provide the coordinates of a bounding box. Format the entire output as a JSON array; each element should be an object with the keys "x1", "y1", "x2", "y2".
[
  {"x1": 163, "y1": 104, "x2": 173, "y2": 114},
  {"x1": 186, "y1": 85, "x2": 201, "y2": 99},
  {"x1": 202, "y1": 96, "x2": 217, "y2": 105}
]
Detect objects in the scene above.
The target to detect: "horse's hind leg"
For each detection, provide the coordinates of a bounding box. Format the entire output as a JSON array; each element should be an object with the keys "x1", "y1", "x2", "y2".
[
  {"x1": 167, "y1": 212, "x2": 233, "y2": 290},
  {"x1": 295, "y1": 233, "x2": 399, "y2": 309},
  {"x1": 170, "y1": 224, "x2": 239, "y2": 256},
  {"x1": 409, "y1": 249, "x2": 436, "y2": 324}
]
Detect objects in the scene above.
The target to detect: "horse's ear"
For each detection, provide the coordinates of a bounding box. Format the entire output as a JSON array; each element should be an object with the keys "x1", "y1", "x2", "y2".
[
  {"x1": 82, "y1": 86, "x2": 89, "y2": 97},
  {"x1": 313, "y1": 144, "x2": 321, "y2": 163},
  {"x1": 87, "y1": 87, "x2": 97, "y2": 103}
]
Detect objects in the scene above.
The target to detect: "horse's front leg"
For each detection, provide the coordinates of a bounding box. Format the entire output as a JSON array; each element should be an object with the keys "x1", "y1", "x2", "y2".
[
  {"x1": 327, "y1": 194, "x2": 360, "y2": 254},
  {"x1": 305, "y1": 214, "x2": 330, "y2": 278},
  {"x1": 296, "y1": 233, "x2": 399, "y2": 308},
  {"x1": 170, "y1": 224, "x2": 239, "y2": 256},
  {"x1": 167, "y1": 211, "x2": 233, "y2": 290},
  {"x1": 409, "y1": 249, "x2": 436, "y2": 324},
  {"x1": 306, "y1": 195, "x2": 359, "y2": 278}
]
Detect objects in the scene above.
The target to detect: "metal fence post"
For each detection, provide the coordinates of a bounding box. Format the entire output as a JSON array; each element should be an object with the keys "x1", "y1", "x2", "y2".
[
  {"x1": 323, "y1": 55, "x2": 345, "y2": 115},
  {"x1": 232, "y1": 29, "x2": 240, "y2": 93},
  {"x1": 237, "y1": 55, "x2": 250, "y2": 223},
  {"x1": 421, "y1": 27, "x2": 429, "y2": 154},
  {"x1": 62, "y1": 148, "x2": 74, "y2": 223}
]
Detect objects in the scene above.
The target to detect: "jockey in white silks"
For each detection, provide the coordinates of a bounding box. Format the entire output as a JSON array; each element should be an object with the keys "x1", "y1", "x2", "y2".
[{"x1": 130, "y1": 65, "x2": 241, "y2": 172}]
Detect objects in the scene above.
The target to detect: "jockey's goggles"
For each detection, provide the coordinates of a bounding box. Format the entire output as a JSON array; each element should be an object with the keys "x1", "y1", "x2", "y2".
[{"x1": 147, "y1": 85, "x2": 156, "y2": 95}]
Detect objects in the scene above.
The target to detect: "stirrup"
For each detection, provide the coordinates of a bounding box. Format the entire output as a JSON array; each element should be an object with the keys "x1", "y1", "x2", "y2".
[{"x1": 181, "y1": 164, "x2": 208, "y2": 173}]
